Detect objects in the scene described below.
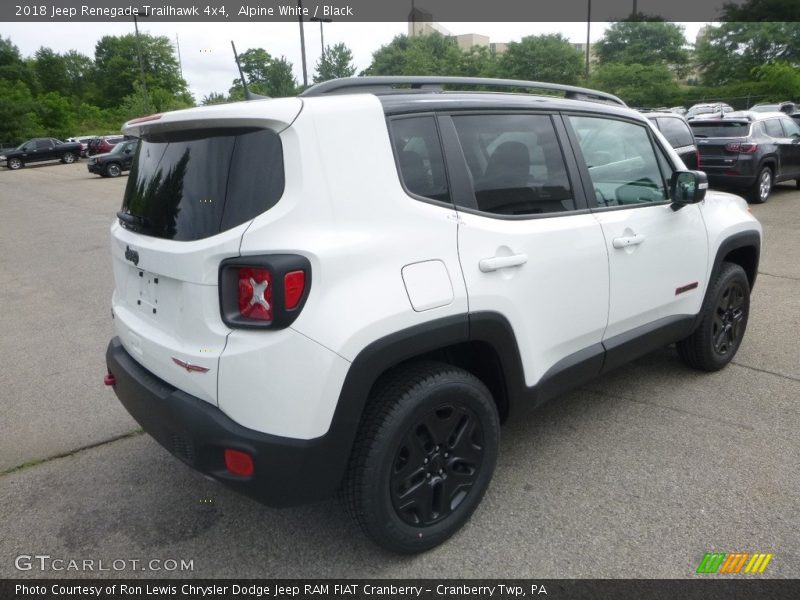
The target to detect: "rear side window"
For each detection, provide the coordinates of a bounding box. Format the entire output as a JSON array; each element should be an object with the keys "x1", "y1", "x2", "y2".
[
  {"x1": 120, "y1": 128, "x2": 284, "y2": 241},
  {"x1": 690, "y1": 122, "x2": 750, "y2": 137},
  {"x1": 451, "y1": 113, "x2": 575, "y2": 216},
  {"x1": 389, "y1": 117, "x2": 450, "y2": 203},
  {"x1": 763, "y1": 119, "x2": 784, "y2": 138},
  {"x1": 656, "y1": 117, "x2": 694, "y2": 148}
]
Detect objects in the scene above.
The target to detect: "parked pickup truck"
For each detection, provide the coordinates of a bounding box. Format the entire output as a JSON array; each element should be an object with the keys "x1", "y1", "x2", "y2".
[{"x1": 1, "y1": 138, "x2": 83, "y2": 169}]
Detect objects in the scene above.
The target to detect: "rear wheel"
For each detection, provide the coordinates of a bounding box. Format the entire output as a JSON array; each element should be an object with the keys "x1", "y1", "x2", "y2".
[
  {"x1": 748, "y1": 166, "x2": 772, "y2": 203},
  {"x1": 342, "y1": 362, "x2": 499, "y2": 553},
  {"x1": 677, "y1": 262, "x2": 750, "y2": 371},
  {"x1": 61, "y1": 152, "x2": 76, "y2": 164},
  {"x1": 105, "y1": 162, "x2": 122, "y2": 177}
]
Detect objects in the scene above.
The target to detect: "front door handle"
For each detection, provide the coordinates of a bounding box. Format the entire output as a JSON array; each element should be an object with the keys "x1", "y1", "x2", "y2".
[
  {"x1": 612, "y1": 234, "x2": 646, "y2": 249},
  {"x1": 479, "y1": 253, "x2": 528, "y2": 272}
]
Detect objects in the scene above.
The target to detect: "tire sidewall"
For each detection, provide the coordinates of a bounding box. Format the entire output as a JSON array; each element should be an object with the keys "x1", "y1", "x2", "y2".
[
  {"x1": 62, "y1": 152, "x2": 75, "y2": 164},
  {"x1": 701, "y1": 264, "x2": 751, "y2": 369},
  {"x1": 8, "y1": 158, "x2": 22, "y2": 169},
  {"x1": 106, "y1": 163, "x2": 121, "y2": 177},
  {"x1": 365, "y1": 376, "x2": 499, "y2": 553},
  {"x1": 750, "y1": 166, "x2": 772, "y2": 203}
]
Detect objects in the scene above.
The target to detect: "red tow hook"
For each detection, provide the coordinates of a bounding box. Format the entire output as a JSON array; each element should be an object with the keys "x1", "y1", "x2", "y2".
[{"x1": 104, "y1": 372, "x2": 117, "y2": 386}]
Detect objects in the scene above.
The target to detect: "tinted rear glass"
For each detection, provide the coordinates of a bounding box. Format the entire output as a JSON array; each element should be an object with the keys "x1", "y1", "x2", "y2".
[
  {"x1": 689, "y1": 122, "x2": 750, "y2": 137},
  {"x1": 656, "y1": 117, "x2": 694, "y2": 148},
  {"x1": 120, "y1": 128, "x2": 284, "y2": 241}
]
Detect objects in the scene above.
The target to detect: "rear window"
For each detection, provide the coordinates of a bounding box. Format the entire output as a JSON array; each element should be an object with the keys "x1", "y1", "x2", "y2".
[
  {"x1": 689, "y1": 122, "x2": 751, "y2": 137},
  {"x1": 120, "y1": 128, "x2": 284, "y2": 241}
]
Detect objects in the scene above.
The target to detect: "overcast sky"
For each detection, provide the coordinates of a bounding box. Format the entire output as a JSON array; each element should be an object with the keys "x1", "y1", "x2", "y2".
[{"x1": 2, "y1": 21, "x2": 708, "y2": 101}]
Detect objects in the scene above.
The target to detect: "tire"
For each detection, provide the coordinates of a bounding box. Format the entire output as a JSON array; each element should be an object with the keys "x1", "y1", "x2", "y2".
[
  {"x1": 105, "y1": 163, "x2": 122, "y2": 177},
  {"x1": 61, "y1": 152, "x2": 76, "y2": 164},
  {"x1": 342, "y1": 361, "x2": 499, "y2": 554},
  {"x1": 677, "y1": 262, "x2": 750, "y2": 372},
  {"x1": 795, "y1": 179, "x2": 800, "y2": 189},
  {"x1": 748, "y1": 166, "x2": 772, "y2": 203},
  {"x1": 7, "y1": 157, "x2": 22, "y2": 170}
]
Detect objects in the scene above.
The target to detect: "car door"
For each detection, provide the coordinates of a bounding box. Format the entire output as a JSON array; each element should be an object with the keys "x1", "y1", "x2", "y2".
[
  {"x1": 441, "y1": 112, "x2": 610, "y2": 394},
  {"x1": 565, "y1": 114, "x2": 708, "y2": 367},
  {"x1": 778, "y1": 117, "x2": 800, "y2": 178},
  {"x1": 34, "y1": 139, "x2": 54, "y2": 162}
]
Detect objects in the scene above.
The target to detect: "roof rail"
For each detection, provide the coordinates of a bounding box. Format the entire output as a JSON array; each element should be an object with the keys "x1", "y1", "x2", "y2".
[{"x1": 299, "y1": 76, "x2": 626, "y2": 106}]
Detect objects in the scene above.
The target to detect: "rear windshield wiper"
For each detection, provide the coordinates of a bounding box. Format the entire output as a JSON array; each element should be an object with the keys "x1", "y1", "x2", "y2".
[{"x1": 116, "y1": 211, "x2": 150, "y2": 229}]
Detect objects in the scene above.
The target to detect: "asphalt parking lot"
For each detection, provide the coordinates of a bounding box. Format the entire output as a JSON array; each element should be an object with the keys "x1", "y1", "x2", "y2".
[{"x1": 0, "y1": 162, "x2": 798, "y2": 578}]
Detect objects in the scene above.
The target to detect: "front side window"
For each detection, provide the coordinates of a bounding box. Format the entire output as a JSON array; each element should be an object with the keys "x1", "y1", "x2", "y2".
[
  {"x1": 569, "y1": 115, "x2": 668, "y2": 207},
  {"x1": 389, "y1": 117, "x2": 450, "y2": 203},
  {"x1": 451, "y1": 113, "x2": 575, "y2": 216}
]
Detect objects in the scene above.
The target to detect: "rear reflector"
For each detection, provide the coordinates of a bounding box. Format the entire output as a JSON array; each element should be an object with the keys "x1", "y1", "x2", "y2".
[
  {"x1": 238, "y1": 268, "x2": 272, "y2": 321},
  {"x1": 103, "y1": 372, "x2": 116, "y2": 386},
  {"x1": 284, "y1": 270, "x2": 306, "y2": 310},
  {"x1": 224, "y1": 449, "x2": 254, "y2": 477}
]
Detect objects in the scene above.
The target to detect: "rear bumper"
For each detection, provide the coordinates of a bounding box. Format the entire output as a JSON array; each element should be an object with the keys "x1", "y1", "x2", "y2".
[
  {"x1": 704, "y1": 170, "x2": 758, "y2": 188},
  {"x1": 105, "y1": 337, "x2": 349, "y2": 507}
]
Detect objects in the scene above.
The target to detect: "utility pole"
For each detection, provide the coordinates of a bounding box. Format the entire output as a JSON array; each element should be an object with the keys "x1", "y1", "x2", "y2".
[
  {"x1": 298, "y1": 0, "x2": 308, "y2": 87},
  {"x1": 585, "y1": 0, "x2": 591, "y2": 79},
  {"x1": 175, "y1": 33, "x2": 183, "y2": 79},
  {"x1": 133, "y1": 14, "x2": 149, "y2": 112}
]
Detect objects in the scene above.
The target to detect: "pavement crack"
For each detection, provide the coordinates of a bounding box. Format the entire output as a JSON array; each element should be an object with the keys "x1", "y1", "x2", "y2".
[
  {"x1": 583, "y1": 388, "x2": 754, "y2": 432},
  {"x1": 730, "y1": 361, "x2": 800, "y2": 383},
  {"x1": 0, "y1": 429, "x2": 144, "y2": 477},
  {"x1": 758, "y1": 271, "x2": 800, "y2": 282}
]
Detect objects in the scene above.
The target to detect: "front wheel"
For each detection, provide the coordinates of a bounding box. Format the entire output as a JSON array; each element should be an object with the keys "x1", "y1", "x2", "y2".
[
  {"x1": 342, "y1": 362, "x2": 499, "y2": 553},
  {"x1": 748, "y1": 166, "x2": 772, "y2": 203},
  {"x1": 105, "y1": 163, "x2": 121, "y2": 177},
  {"x1": 7, "y1": 157, "x2": 22, "y2": 170},
  {"x1": 677, "y1": 262, "x2": 750, "y2": 371}
]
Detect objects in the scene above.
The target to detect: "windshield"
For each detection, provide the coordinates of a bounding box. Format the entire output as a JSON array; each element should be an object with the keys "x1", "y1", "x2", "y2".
[{"x1": 120, "y1": 127, "x2": 284, "y2": 241}]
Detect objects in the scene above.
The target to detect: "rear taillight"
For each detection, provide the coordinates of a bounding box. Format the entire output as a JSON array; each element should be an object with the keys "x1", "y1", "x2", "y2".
[
  {"x1": 725, "y1": 142, "x2": 758, "y2": 154},
  {"x1": 219, "y1": 255, "x2": 311, "y2": 329},
  {"x1": 238, "y1": 268, "x2": 272, "y2": 321}
]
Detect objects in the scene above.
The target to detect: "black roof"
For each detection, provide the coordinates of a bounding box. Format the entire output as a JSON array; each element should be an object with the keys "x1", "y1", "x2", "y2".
[{"x1": 377, "y1": 91, "x2": 645, "y2": 122}]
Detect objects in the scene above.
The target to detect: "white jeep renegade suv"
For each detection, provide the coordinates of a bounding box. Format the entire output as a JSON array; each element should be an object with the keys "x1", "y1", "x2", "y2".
[{"x1": 105, "y1": 77, "x2": 762, "y2": 553}]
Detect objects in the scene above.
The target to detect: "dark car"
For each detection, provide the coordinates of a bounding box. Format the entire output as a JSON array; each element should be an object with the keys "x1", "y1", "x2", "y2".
[
  {"x1": 644, "y1": 112, "x2": 698, "y2": 169},
  {"x1": 690, "y1": 111, "x2": 800, "y2": 203},
  {"x1": 1, "y1": 138, "x2": 82, "y2": 170},
  {"x1": 87, "y1": 135, "x2": 125, "y2": 156},
  {"x1": 87, "y1": 138, "x2": 139, "y2": 177}
]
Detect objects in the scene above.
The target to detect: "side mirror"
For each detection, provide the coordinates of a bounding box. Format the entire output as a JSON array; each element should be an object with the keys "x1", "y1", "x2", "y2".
[{"x1": 670, "y1": 170, "x2": 707, "y2": 208}]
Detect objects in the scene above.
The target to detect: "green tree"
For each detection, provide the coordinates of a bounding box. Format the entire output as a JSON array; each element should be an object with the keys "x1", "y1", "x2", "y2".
[
  {"x1": 62, "y1": 50, "x2": 95, "y2": 100},
  {"x1": 696, "y1": 22, "x2": 800, "y2": 85},
  {"x1": 229, "y1": 48, "x2": 297, "y2": 98},
  {"x1": 364, "y1": 33, "x2": 462, "y2": 76},
  {"x1": 720, "y1": 0, "x2": 800, "y2": 20},
  {"x1": 0, "y1": 36, "x2": 35, "y2": 88},
  {"x1": 202, "y1": 92, "x2": 229, "y2": 105},
  {"x1": 313, "y1": 43, "x2": 356, "y2": 83},
  {"x1": 34, "y1": 47, "x2": 69, "y2": 94},
  {"x1": 595, "y1": 20, "x2": 689, "y2": 75},
  {"x1": 93, "y1": 33, "x2": 188, "y2": 108},
  {"x1": 589, "y1": 62, "x2": 679, "y2": 107},
  {"x1": 498, "y1": 34, "x2": 583, "y2": 85},
  {"x1": 458, "y1": 45, "x2": 497, "y2": 78},
  {"x1": 0, "y1": 79, "x2": 40, "y2": 143}
]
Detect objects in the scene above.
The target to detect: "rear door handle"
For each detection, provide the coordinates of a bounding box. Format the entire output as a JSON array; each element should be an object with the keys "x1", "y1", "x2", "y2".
[
  {"x1": 612, "y1": 234, "x2": 646, "y2": 249},
  {"x1": 479, "y1": 253, "x2": 528, "y2": 272}
]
